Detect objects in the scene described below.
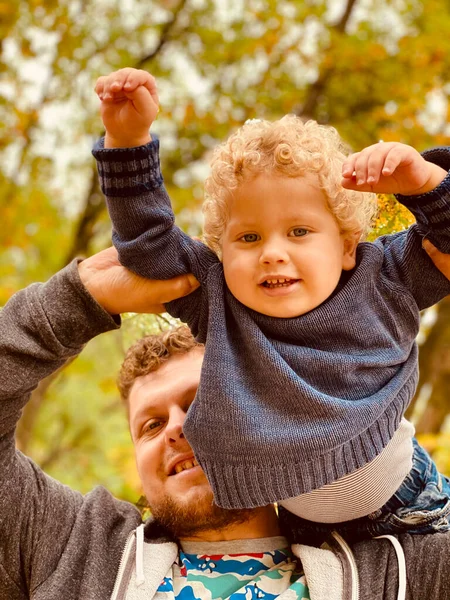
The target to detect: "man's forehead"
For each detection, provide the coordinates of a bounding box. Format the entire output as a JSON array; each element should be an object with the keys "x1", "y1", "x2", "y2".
[{"x1": 129, "y1": 348, "x2": 204, "y2": 405}]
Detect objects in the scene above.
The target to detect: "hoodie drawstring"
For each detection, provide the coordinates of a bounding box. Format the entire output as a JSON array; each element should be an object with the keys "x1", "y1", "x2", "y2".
[
  {"x1": 375, "y1": 535, "x2": 406, "y2": 600},
  {"x1": 135, "y1": 523, "x2": 146, "y2": 586}
]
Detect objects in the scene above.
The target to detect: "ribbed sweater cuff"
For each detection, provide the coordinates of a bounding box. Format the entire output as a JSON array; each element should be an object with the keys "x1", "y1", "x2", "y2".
[
  {"x1": 92, "y1": 137, "x2": 163, "y2": 197},
  {"x1": 395, "y1": 147, "x2": 450, "y2": 253}
]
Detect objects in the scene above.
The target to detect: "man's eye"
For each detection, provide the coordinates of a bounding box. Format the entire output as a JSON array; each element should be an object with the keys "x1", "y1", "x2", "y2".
[
  {"x1": 144, "y1": 420, "x2": 163, "y2": 434},
  {"x1": 239, "y1": 233, "x2": 260, "y2": 242},
  {"x1": 289, "y1": 228, "x2": 308, "y2": 237}
]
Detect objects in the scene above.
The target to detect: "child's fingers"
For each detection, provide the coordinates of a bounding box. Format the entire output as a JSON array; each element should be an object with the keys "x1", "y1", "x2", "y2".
[
  {"x1": 121, "y1": 84, "x2": 157, "y2": 122},
  {"x1": 143, "y1": 77, "x2": 159, "y2": 110},
  {"x1": 96, "y1": 69, "x2": 159, "y2": 109},
  {"x1": 343, "y1": 145, "x2": 381, "y2": 183},
  {"x1": 352, "y1": 150, "x2": 372, "y2": 185},
  {"x1": 123, "y1": 69, "x2": 157, "y2": 94},
  {"x1": 94, "y1": 76, "x2": 107, "y2": 98},
  {"x1": 364, "y1": 149, "x2": 386, "y2": 185},
  {"x1": 353, "y1": 142, "x2": 395, "y2": 184},
  {"x1": 124, "y1": 73, "x2": 159, "y2": 110},
  {"x1": 380, "y1": 145, "x2": 407, "y2": 176},
  {"x1": 124, "y1": 70, "x2": 159, "y2": 109},
  {"x1": 342, "y1": 152, "x2": 360, "y2": 179},
  {"x1": 106, "y1": 69, "x2": 135, "y2": 97},
  {"x1": 345, "y1": 143, "x2": 401, "y2": 186},
  {"x1": 95, "y1": 69, "x2": 142, "y2": 99}
]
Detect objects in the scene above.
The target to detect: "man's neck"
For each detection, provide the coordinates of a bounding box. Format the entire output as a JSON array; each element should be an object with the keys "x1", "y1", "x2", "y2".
[{"x1": 180, "y1": 505, "x2": 280, "y2": 542}]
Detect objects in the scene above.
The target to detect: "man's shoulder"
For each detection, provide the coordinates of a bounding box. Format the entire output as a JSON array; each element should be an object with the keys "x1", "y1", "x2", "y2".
[{"x1": 352, "y1": 532, "x2": 450, "y2": 600}]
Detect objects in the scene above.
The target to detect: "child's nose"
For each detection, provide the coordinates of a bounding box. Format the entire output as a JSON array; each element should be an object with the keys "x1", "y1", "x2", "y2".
[{"x1": 259, "y1": 241, "x2": 289, "y2": 265}]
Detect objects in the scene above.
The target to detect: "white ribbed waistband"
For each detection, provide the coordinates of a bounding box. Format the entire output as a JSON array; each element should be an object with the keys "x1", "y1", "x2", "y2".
[{"x1": 279, "y1": 419, "x2": 414, "y2": 522}]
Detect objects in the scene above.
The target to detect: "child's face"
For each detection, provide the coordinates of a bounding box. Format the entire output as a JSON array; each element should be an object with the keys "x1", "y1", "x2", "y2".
[{"x1": 221, "y1": 173, "x2": 358, "y2": 318}]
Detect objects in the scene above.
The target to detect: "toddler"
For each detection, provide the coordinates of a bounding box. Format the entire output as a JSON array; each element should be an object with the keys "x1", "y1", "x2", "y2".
[{"x1": 93, "y1": 68, "x2": 450, "y2": 542}]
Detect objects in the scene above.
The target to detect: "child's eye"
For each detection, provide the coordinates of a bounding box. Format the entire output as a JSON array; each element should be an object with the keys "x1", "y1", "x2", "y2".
[
  {"x1": 289, "y1": 228, "x2": 308, "y2": 237},
  {"x1": 239, "y1": 233, "x2": 260, "y2": 243}
]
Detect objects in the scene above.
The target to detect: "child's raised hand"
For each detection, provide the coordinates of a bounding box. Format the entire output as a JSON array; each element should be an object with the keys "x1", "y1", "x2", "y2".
[
  {"x1": 95, "y1": 68, "x2": 159, "y2": 148},
  {"x1": 342, "y1": 142, "x2": 447, "y2": 196}
]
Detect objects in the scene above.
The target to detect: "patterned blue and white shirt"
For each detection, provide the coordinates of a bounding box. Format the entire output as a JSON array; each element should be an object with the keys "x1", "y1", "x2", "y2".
[{"x1": 154, "y1": 537, "x2": 310, "y2": 600}]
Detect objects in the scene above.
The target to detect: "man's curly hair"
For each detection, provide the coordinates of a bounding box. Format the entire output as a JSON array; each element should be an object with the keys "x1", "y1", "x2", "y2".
[{"x1": 118, "y1": 325, "x2": 203, "y2": 404}]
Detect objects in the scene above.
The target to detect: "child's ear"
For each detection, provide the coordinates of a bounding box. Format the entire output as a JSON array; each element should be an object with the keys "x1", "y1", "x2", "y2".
[{"x1": 342, "y1": 231, "x2": 360, "y2": 270}]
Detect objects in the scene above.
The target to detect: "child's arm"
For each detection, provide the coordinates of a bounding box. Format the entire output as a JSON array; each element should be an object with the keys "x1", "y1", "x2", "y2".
[
  {"x1": 342, "y1": 142, "x2": 450, "y2": 309},
  {"x1": 92, "y1": 69, "x2": 217, "y2": 335},
  {"x1": 93, "y1": 68, "x2": 217, "y2": 280}
]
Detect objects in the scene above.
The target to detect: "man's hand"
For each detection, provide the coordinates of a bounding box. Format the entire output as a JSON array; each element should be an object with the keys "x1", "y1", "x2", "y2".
[
  {"x1": 342, "y1": 142, "x2": 447, "y2": 196},
  {"x1": 423, "y1": 240, "x2": 450, "y2": 280},
  {"x1": 78, "y1": 247, "x2": 199, "y2": 315},
  {"x1": 94, "y1": 68, "x2": 159, "y2": 148}
]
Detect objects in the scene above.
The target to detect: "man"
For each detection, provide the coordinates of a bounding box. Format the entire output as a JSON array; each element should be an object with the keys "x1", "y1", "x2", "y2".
[{"x1": 1, "y1": 246, "x2": 449, "y2": 600}]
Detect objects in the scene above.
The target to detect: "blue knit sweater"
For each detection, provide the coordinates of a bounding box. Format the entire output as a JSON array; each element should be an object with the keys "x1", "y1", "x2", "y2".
[{"x1": 93, "y1": 140, "x2": 450, "y2": 509}]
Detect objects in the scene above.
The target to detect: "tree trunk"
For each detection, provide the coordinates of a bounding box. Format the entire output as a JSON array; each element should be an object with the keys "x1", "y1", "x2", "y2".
[{"x1": 407, "y1": 297, "x2": 450, "y2": 434}]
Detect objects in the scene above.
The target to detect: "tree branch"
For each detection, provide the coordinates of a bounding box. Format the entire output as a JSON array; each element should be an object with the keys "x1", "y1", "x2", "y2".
[
  {"x1": 297, "y1": 0, "x2": 359, "y2": 119},
  {"x1": 135, "y1": 0, "x2": 189, "y2": 68},
  {"x1": 335, "y1": 0, "x2": 359, "y2": 33}
]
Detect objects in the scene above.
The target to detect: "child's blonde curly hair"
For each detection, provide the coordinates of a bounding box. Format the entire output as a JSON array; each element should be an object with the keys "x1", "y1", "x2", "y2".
[{"x1": 203, "y1": 115, "x2": 378, "y2": 256}]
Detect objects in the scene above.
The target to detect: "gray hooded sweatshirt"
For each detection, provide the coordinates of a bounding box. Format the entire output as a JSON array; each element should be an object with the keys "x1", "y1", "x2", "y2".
[{"x1": 0, "y1": 261, "x2": 449, "y2": 600}]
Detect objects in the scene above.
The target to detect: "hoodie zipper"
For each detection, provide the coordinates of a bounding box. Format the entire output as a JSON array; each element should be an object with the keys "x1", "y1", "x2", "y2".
[
  {"x1": 111, "y1": 531, "x2": 135, "y2": 600},
  {"x1": 331, "y1": 531, "x2": 359, "y2": 600}
]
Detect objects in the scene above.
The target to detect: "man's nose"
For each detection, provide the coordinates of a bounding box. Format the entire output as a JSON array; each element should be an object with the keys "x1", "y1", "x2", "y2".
[
  {"x1": 259, "y1": 240, "x2": 289, "y2": 265},
  {"x1": 165, "y1": 406, "x2": 187, "y2": 445}
]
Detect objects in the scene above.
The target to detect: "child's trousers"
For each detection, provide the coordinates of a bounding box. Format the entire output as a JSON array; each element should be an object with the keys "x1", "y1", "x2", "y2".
[{"x1": 279, "y1": 439, "x2": 450, "y2": 545}]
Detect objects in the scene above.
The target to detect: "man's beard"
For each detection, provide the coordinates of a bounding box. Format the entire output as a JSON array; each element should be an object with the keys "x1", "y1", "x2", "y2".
[{"x1": 149, "y1": 488, "x2": 254, "y2": 539}]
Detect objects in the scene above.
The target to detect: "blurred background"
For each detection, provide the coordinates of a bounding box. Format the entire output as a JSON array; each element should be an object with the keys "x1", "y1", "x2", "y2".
[{"x1": 1, "y1": 0, "x2": 449, "y2": 503}]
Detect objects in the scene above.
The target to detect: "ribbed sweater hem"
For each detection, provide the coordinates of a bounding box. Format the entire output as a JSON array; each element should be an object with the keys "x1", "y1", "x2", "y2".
[{"x1": 197, "y1": 380, "x2": 415, "y2": 509}]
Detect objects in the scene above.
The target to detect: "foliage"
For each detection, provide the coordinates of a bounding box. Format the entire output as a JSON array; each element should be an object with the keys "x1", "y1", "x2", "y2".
[
  {"x1": 418, "y1": 433, "x2": 450, "y2": 475},
  {"x1": 2, "y1": 0, "x2": 450, "y2": 500},
  {"x1": 369, "y1": 193, "x2": 415, "y2": 240}
]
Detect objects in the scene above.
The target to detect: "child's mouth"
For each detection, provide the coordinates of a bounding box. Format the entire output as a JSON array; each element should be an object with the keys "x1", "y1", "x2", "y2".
[{"x1": 261, "y1": 277, "x2": 299, "y2": 289}]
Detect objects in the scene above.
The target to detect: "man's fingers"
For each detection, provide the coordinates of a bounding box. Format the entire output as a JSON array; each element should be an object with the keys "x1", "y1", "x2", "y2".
[
  {"x1": 423, "y1": 239, "x2": 437, "y2": 256},
  {"x1": 134, "y1": 273, "x2": 200, "y2": 313},
  {"x1": 423, "y1": 239, "x2": 450, "y2": 280},
  {"x1": 79, "y1": 248, "x2": 200, "y2": 314},
  {"x1": 158, "y1": 273, "x2": 200, "y2": 303}
]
